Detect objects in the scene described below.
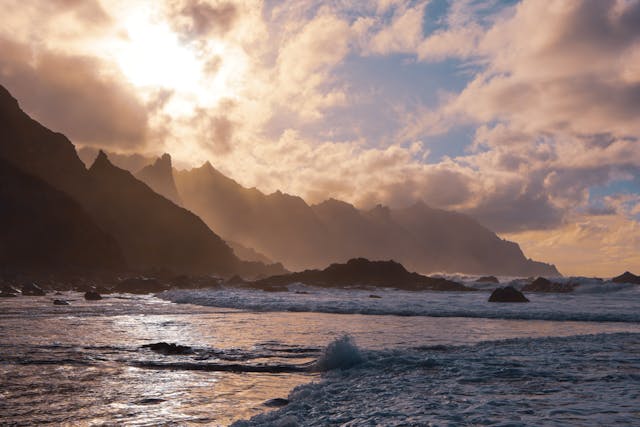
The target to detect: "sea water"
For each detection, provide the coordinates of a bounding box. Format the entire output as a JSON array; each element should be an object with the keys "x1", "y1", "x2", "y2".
[{"x1": 1, "y1": 278, "x2": 639, "y2": 425}]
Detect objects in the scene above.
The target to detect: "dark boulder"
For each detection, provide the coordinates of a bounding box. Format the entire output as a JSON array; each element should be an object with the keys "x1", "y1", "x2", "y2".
[
  {"x1": 369, "y1": 294, "x2": 382, "y2": 298},
  {"x1": 0, "y1": 284, "x2": 20, "y2": 297},
  {"x1": 611, "y1": 271, "x2": 640, "y2": 284},
  {"x1": 141, "y1": 342, "x2": 193, "y2": 355},
  {"x1": 114, "y1": 277, "x2": 167, "y2": 294},
  {"x1": 475, "y1": 276, "x2": 499, "y2": 284},
  {"x1": 84, "y1": 291, "x2": 102, "y2": 300},
  {"x1": 522, "y1": 277, "x2": 576, "y2": 293},
  {"x1": 21, "y1": 282, "x2": 46, "y2": 296},
  {"x1": 0, "y1": 290, "x2": 18, "y2": 297},
  {"x1": 488, "y1": 286, "x2": 529, "y2": 303},
  {"x1": 263, "y1": 398, "x2": 289, "y2": 407},
  {"x1": 53, "y1": 299, "x2": 70, "y2": 306}
]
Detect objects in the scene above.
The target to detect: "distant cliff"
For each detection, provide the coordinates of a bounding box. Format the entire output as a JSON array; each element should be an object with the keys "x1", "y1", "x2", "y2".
[{"x1": 174, "y1": 161, "x2": 560, "y2": 276}]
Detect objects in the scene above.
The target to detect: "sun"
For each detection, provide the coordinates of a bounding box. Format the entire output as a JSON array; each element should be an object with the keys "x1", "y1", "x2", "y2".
[
  {"x1": 113, "y1": 9, "x2": 202, "y2": 93},
  {"x1": 101, "y1": 4, "x2": 246, "y2": 114}
]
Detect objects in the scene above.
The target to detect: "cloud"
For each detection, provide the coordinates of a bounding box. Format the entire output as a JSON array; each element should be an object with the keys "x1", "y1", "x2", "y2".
[
  {"x1": 505, "y1": 212, "x2": 640, "y2": 277},
  {"x1": 2, "y1": 0, "x2": 640, "y2": 274},
  {"x1": 0, "y1": 37, "x2": 149, "y2": 148},
  {"x1": 171, "y1": 0, "x2": 238, "y2": 38}
]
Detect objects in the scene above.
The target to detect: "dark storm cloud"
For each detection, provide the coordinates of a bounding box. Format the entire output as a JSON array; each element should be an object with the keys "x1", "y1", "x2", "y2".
[{"x1": 0, "y1": 37, "x2": 149, "y2": 148}]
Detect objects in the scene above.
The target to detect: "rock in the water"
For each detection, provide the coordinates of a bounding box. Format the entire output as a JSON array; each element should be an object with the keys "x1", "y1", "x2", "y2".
[
  {"x1": 488, "y1": 286, "x2": 529, "y2": 303},
  {"x1": 475, "y1": 276, "x2": 499, "y2": 284},
  {"x1": 53, "y1": 299, "x2": 70, "y2": 306},
  {"x1": 115, "y1": 277, "x2": 167, "y2": 294},
  {"x1": 21, "y1": 282, "x2": 46, "y2": 296},
  {"x1": 141, "y1": 342, "x2": 193, "y2": 355},
  {"x1": 0, "y1": 284, "x2": 20, "y2": 297},
  {"x1": 522, "y1": 277, "x2": 576, "y2": 293},
  {"x1": 611, "y1": 271, "x2": 640, "y2": 284},
  {"x1": 369, "y1": 294, "x2": 382, "y2": 299},
  {"x1": 0, "y1": 291, "x2": 17, "y2": 297},
  {"x1": 263, "y1": 398, "x2": 289, "y2": 407},
  {"x1": 84, "y1": 291, "x2": 102, "y2": 300}
]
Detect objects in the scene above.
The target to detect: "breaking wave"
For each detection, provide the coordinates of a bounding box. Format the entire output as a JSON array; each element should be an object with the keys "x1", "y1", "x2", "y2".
[{"x1": 160, "y1": 282, "x2": 640, "y2": 323}]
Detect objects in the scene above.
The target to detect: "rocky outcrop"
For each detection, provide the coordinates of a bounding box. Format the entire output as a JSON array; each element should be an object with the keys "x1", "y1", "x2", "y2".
[
  {"x1": 21, "y1": 282, "x2": 46, "y2": 296},
  {"x1": 141, "y1": 342, "x2": 193, "y2": 355},
  {"x1": 488, "y1": 286, "x2": 529, "y2": 302},
  {"x1": 253, "y1": 258, "x2": 474, "y2": 292},
  {"x1": 0, "y1": 284, "x2": 19, "y2": 297},
  {"x1": 84, "y1": 291, "x2": 102, "y2": 300},
  {"x1": 611, "y1": 271, "x2": 640, "y2": 285}
]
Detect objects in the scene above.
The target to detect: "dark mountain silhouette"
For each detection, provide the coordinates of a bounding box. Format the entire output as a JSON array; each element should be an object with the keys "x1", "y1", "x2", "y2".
[
  {"x1": 0, "y1": 157, "x2": 124, "y2": 271},
  {"x1": 135, "y1": 153, "x2": 182, "y2": 205},
  {"x1": 77, "y1": 146, "x2": 155, "y2": 173},
  {"x1": 390, "y1": 202, "x2": 558, "y2": 276},
  {"x1": 175, "y1": 161, "x2": 559, "y2": 276},
  {"x1": 84, "y1": 151, "x2": 238, "y2": 274},
  {"x1": 0, "y1": 84, "x2": 279, "y2": 276}
]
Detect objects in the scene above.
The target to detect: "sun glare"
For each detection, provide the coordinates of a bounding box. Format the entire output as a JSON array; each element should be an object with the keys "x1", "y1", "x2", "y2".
[
  {"x1": 114, "y1": 12, "x2": 202, "y2": 92},
  {"x1": 101, "y1": 5, "x2": 248, "y2": 120}
]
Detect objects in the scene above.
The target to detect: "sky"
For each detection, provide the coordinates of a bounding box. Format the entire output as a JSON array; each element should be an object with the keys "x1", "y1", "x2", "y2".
[{"x1": 1, "y1": 0, "x2": 640, "y2": 276}]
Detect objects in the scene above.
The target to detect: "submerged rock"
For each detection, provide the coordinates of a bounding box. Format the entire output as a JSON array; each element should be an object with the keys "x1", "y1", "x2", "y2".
[
  {"x1": 488, "y1": 286, "x2": 529, "y2": 303},
  {"x1": 141, "y1": 342, "x2": 193, "y2": 355},
  {"x1": 84, "y1": 291, "x2": 102, "y2": 300},
  {"x1": 611, "y1": 271, "x2": 640, "y2": 284},
  {"x1": 475, "y1": 276, "x2": 499, "y2": 284},
  {"x1": 52, "y1": 299, "x2": 70, "y2": 306},
  {"x1": 369, "y1": 294, "x2": 382, "y2": 299},
  {"x1": 21, "y1": 282, "x2": 46, "y2": 296}
]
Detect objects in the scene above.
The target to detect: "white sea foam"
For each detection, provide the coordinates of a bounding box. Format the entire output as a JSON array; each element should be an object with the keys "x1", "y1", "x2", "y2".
[
  {"x1": 160, "y1": 280, "x2": 640, "y2": 322},
  {"x1": 234, "y1": 333, "x2": 640, "y2": 426}
]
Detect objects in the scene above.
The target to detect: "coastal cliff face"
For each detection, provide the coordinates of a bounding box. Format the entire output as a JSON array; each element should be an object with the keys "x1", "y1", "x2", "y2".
[
  {"x1": 0, "y1": 157, "x2": 124, "y2": 271},
  {"x1": 174, "y1": 162, "x2": 559, "y2": 276},
  {"x1": 0, "y1": 85, "x2": 276, "y2": 276}
]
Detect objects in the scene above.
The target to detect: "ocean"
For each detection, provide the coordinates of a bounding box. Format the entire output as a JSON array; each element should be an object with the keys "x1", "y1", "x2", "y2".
[{"x1": 1, "y1": 278, "x2": 639, "y2": 425}]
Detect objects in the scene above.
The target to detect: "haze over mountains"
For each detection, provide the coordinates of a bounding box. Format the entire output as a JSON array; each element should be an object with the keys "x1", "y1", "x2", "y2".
[
  {"x1": 0, "y1": 85, "x2": 282, "y2": 277},
  {"x1": 1, "y1": 83, "x2": 558, "y2": 277},
  {"x1": 84, "y1": 147, "x2": 559, "y2": 277}
]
